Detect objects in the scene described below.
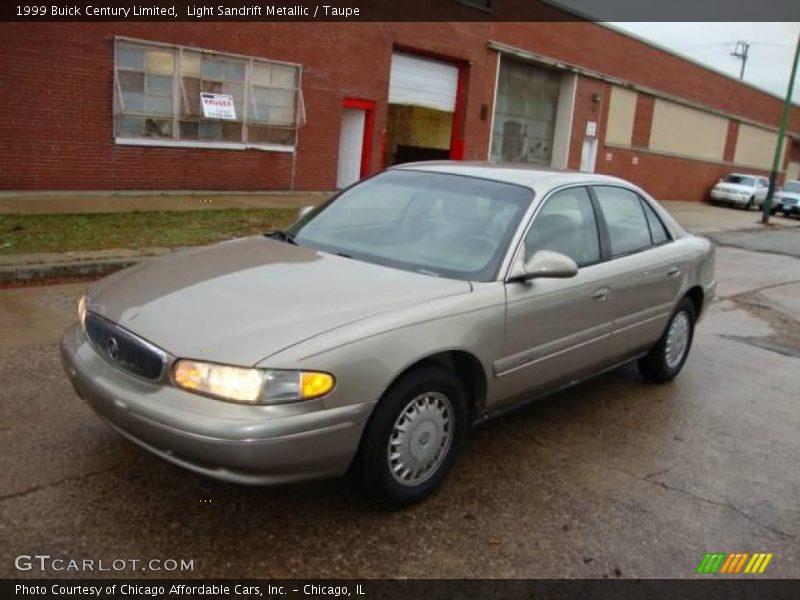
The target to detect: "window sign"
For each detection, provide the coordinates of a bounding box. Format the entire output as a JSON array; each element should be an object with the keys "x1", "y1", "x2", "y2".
[{"x1": 201, "y1": 93, "x2": 236, "y2": 120}]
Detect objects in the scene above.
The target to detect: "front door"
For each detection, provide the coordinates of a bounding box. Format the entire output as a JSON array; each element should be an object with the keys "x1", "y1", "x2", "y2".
[
  {"x1": 336, "y1": 108, "x2": 366, "y2": 189},
  {"x1": 492, "y1": 186, "x2": 616, "y2": 407}
]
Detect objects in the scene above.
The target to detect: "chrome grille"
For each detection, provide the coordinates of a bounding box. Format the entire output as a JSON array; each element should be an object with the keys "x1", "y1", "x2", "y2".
[{"x1": 84, "y1": 312, "x2": 166, "y2": 380}]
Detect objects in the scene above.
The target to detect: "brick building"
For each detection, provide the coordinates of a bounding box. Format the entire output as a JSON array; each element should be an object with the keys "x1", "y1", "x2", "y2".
[{"x1": 2, "y1": 21, "x2": 799, "y2": 201}]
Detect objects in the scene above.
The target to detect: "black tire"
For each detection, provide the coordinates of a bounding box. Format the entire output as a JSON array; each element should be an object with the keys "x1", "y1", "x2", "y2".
[
  {"x1": 352, "y1": 364, "x2": 467, "y2": 507},
  {"x1": 638, "y1": 297, "x2": 696, "y2": 383},
  {"x1": 745, "y1": 197, "x2": 754, "y2": 210}
]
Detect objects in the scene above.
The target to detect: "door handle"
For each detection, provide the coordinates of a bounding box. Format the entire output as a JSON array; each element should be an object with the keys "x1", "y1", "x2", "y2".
[
  {"x1": 666, "y1": 266, "x2": 681, "y2": 278},
  {"x1": 592, "y1": 288, "x2": 611, "y2": 302}
]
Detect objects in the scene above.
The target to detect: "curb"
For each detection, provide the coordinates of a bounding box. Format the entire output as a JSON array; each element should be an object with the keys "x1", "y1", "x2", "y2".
[{"x1": 0, "y1": 257, "x2": 139, "y2": 284}]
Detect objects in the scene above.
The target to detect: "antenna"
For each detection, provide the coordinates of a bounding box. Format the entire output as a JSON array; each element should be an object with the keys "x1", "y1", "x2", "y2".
[{"x1": 730, "y1": 41, "x2": 750, "y2": 80}]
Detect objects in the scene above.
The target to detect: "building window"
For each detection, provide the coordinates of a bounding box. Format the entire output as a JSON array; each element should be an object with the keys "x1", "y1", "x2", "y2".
[{"x1": 113, "y1": 38, "x2": 304, "y2": 151}]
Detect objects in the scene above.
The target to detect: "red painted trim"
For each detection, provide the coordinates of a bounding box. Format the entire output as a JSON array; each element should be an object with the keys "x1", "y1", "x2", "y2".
[
  {"x1": 392, "y1": 45, "x2": 467, "y2": 66},
  {"x1": 342, "y1": 98, "x2": 376, "y2": 177},
  {"x1": 343, "y1": 97, "x2": 375, "y2": 111},
  {"x1": 450, "y1": 62, "x2": 469, "y2": 160},
  {"x1": 360, "y1": 107, "x2": 376, "y2": 177}
]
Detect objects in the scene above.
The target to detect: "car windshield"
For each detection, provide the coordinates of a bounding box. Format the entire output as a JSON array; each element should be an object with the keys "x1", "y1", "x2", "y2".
[
  {"x1": 288, "y1": 170, "x2": 533, "y2": 281},
  {"x1": 723, "y1": 175, "x2": 756, "y2": 186},
  {"x1": 784, "y1": 181, "x2": 800, "y2": 193}
]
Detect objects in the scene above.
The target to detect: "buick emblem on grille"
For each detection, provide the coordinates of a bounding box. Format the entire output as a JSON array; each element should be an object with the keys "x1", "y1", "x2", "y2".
[{"x1": 107, "y1": 337, "x2": 120, "y2": 361}]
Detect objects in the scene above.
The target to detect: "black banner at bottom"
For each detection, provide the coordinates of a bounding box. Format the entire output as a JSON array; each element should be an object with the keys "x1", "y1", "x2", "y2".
[{"x1": 4, "y1": 579, "x2": 800, "y2": 600}]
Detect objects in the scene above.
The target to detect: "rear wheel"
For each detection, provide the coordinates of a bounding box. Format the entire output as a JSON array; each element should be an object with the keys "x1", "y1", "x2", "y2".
[
  {"x1": 353, "y1": 364, "x2": 467, "y2": 507},
  {"x1": 639, "y1": 297, "x2": 696, "y2": 383}
]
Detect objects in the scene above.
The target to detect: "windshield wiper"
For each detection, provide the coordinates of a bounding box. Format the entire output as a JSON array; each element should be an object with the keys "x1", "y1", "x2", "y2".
[{"x1": 264, "y1": 229, "x2": 297, "y2": 245}]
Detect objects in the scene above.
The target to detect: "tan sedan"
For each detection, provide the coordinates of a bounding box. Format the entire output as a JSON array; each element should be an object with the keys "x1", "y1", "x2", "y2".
[{"x1": 61, "y1": 162, "x2": 716, "y2": 505}]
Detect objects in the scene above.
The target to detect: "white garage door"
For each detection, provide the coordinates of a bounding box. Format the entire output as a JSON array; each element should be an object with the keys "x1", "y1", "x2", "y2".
[{"x1": 389, "y1": 52, "x2": 458, "y2": 112}]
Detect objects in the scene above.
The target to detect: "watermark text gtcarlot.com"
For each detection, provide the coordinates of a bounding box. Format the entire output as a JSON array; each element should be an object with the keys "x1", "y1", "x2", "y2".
[{"x1": 15, "y1": 554, "x2": 195, "y2": 573}]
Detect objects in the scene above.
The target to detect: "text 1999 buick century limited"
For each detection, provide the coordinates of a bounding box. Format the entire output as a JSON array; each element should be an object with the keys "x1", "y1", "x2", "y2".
[{"x1": 61, "y1": 162, "x2": 716, "y2": 505}]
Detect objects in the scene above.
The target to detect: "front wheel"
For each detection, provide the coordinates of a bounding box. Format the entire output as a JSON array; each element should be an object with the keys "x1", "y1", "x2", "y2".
[
  {"x1": 353, "y1": 364, "x2": 467, "y2": 507},
  {"x1": 639, "y1": 298, "x2": 696, "y2": 383},
  {"x1": 746, "y1": 197, "x2": 754, "y2": 210}
]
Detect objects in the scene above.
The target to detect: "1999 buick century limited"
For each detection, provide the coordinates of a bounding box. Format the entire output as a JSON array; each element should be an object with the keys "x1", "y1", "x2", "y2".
[{"x1": 61, "y1": 162, "x2": 716, "y2": 505}]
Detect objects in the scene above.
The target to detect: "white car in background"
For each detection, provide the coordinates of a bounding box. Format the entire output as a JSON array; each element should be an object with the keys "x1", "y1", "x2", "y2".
[
  {"x1": 776, "y1": 180, "x2": 800, "y2": 218},
  {"x1": 710, "y1": 173, "x2": 769, "y2": 210}
]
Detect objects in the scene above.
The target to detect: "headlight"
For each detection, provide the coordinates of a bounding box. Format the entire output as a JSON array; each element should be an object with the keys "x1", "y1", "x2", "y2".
[
  {"x1": 172, "y1": 359, "x2": 335, "y2": 405},
  {"x1": 78, "y1": 295, "x2": 87, "y2": 327}
]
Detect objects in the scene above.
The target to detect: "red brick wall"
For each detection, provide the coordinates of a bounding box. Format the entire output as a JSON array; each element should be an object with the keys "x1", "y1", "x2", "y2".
[
  {"x1": 632, "y1": 94, "x2": 654, "y2": 148},
  {"x1": 723, "y1": 121, "x2": 740, "y2": 163},
  {"x1": 595, "y1": 146, "x2": 779, "y2": 202},
  {"x1": 0, "y1": 21, "x2": 798, "y2": 193},
  {"x1": 567, "y1": 76, "x2": 606, "y2": 170},
  {"x1": 790, "y1": 140, "x2": 800, "y2": 162}
]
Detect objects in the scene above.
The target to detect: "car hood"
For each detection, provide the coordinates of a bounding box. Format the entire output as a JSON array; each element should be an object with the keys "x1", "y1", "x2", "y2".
[
  {"x1": 778, "y1": 191, "x2": 800, "y2": 201},
  {"x1": 87, "y1": 236, "x2": 472, "y2": 366}
]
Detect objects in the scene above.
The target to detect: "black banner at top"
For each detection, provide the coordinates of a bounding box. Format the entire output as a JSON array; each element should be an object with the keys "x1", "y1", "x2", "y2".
[{"x1": 1, "y1": 0, "x2": 799, "y2": 22}]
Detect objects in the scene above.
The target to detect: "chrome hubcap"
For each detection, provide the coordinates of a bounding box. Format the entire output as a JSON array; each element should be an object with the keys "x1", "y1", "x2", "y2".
[
  {"x1": 388, "y1": 392, "x2": 453, "y2": 487},
  {"x1": 665, "y1": 311, "x2": 690, "y2": 369}
]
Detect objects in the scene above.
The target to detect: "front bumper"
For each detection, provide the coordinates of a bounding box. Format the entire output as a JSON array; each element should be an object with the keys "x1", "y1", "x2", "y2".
[
  {"x1": 60, "y1": 324, "x2": 373, "y2": 485},
  {"x1": 781, "y1": 203, "x2": 799, "y2": 216},
  {"x1": 710, "y1": 190, "x2": 749, "y2": 204}
]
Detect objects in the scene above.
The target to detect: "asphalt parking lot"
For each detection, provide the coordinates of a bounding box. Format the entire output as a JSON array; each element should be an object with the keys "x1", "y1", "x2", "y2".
[{"x1": 1, "y1": 207, "x2": 799, "y2": 579}]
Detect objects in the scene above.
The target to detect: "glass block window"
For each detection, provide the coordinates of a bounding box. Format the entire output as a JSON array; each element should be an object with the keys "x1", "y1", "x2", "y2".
[{"x1": 490, "y1": 57, "x2": 560, "y2": 166}]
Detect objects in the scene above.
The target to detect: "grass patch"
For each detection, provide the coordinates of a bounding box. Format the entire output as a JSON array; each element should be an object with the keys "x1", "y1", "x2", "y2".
[{"x1": 0, "y1": 209, "x2": 298, "y2": 256}]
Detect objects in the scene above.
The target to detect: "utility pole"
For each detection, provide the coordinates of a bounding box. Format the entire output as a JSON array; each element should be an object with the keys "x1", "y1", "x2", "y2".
[
  {"x1": 762, "y1": 33, "x2": 800, "y2": 224},
  {"x1": 731, "y1": 41, "x2": 750, "y2": 80}
]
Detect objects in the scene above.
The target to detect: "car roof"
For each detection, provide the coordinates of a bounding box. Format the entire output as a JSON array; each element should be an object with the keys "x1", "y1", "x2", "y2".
[{"x1": 391, "y1": 161, "x2": 632, "y2": 191}]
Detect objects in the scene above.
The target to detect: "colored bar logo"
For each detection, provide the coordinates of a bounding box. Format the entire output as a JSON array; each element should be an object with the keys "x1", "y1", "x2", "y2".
[{"x1": 696, "y1": 552, "x2": 773, "y2": 574}]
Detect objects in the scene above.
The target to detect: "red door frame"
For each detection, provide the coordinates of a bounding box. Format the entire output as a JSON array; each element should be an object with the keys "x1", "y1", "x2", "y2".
[
  {"x1": 342, "y1": 98, "x2": 376, "y2": 178},
  {"x1": 391, "y1": 46, "x2": 469, "y2": 161}
]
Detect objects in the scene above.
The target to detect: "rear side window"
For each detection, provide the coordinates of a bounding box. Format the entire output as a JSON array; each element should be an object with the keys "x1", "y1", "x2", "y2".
[
  {"x1": 524, "y1": 187, "x2": 600, "y2": 267},
  {"x1": 593, "y1": 186, "x2": 652, "y2": 257},
  {"x1": 641, "y1": 200, "x2": 670, "y2": 245}
]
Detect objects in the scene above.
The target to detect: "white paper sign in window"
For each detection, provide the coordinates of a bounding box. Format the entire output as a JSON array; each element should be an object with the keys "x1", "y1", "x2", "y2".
[{"x1": 200, "y1": 93, "x2": 237, "y2": 120}]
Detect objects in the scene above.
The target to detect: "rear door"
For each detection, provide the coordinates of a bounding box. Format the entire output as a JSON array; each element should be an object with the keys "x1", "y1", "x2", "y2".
[{"x1": 590, "y1": 185, "x2": 685, "y2": 360}]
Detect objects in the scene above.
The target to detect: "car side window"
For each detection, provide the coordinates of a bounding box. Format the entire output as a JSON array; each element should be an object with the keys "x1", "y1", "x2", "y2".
[
  {"x1": 593, "y1": 186, "x2": 652, "y2": 257},
  {"x1": 640, "y1": 199, "x2": 671, "y2": 245},
  {"x1": 524, "y1": 187, "x2": 600, "y2": 267}
]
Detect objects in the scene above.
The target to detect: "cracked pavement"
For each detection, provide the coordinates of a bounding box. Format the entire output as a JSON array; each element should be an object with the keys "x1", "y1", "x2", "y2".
[{"x1": 1, "y1": 221, "x2": 799, "y2": 579}]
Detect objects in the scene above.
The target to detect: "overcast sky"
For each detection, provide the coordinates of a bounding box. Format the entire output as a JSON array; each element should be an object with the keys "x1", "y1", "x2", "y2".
[{"x1": 608, "y1": 23, "x2": 800, "y2": 103}]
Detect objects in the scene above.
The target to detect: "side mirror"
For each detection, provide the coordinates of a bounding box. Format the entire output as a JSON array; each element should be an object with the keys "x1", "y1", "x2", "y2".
[
  {"x1": 508, "y1": 250, "x2": 578, "y2": 282},
  {"x1": 297, "y1": 205, "x2": 315, "y2": 219}
]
